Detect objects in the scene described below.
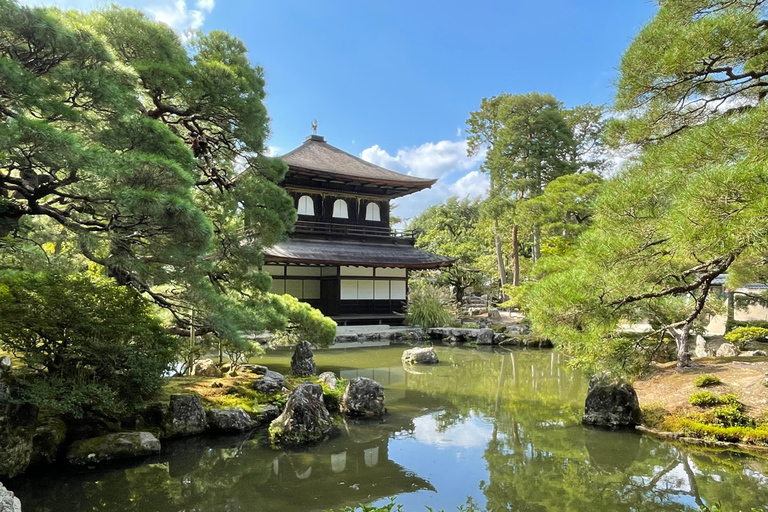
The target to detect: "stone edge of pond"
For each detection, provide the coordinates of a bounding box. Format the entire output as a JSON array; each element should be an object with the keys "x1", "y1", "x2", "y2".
[{"x1": 636, "y1": 425, "x2": 768, "y2": 456}]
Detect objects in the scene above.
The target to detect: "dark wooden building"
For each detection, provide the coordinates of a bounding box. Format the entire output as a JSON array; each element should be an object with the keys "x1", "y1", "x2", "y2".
[{"x1": 263, "y1": 134, "x2": 454, "y2": 324}]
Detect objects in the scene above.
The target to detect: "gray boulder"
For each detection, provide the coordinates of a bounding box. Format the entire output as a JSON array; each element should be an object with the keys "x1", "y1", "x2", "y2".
[
  {"x1": 206, "y1": 408, "x2": 254, "y2": 433},
  {"x1": 740, "y1": 350, "x2": 767, "y2": 357},
  {"x1": 66, "y1": 432, "x2": 161, "y2": 466},
  {"x1": 167, "y1": 394, "x2": 207, "y2": 437},
  {"x1": 476, "y1": 328, "x2": 494, "y2": 345},
  {"x1": 716, "y1": 342, "x2": 740, "y2": 357},
  {"x1": 192, "y1": 359, "x2": 222, "y2": 378},
  {"x1": 0, "y1": 482, "x2": 21, "y2": 512},
  {"x1": 0, "y1": 357, "x2": 11, "y2": 402},
  {"x1": 506, "y1": 323, "x2": 531, "y2": 335},
  {"x1": 341, "y1": 377, "x2": 386, "y2": 418},
  {"x1": 318, "y1": 372, "x2": 339, "y2": 389},
  {"x1": 402, "y1": 347, "x2": 439, "y2": 365},
  {"x1": 255, "y1": 404, "x2": 281, "y2": 426},
  {"x1": 0, "y1": 404, "x2": 38, "y2": 479},
  {"x1": 582, "y1": 373, "x2": 641, "y2": 428},
  {"x1": 30, "y1": 417, "x2": 67, "y2": 467},
  {"x1": 242, "y1": 364, "x2": 268, "y2": 375},
  {"x1": 488, "y1": 309, "x2": 501, "y2": 321},
  {"x1": 695, "y1": 335, "x2": 711, "y2": 358},
  {"x1": 291, "y1": 341, "x2": 317, "y2": 377},
  {"x1": 254, "y1": 370, "x2": 285, "y2": 394},
  {"x1": 269, "y1": 382, "x2": 333, "y2": 446}
]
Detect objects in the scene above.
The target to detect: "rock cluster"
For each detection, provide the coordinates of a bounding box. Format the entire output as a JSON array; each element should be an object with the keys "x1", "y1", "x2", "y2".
[
  {"x1": 582, "y1": 373, "x2": 641, "y2": 428},
  {"x1": 341, "y1": 377, "x2": 386, "y2": 418},
  {"x1": 402, "y1": 346, "x2": 439, "y2": 365},
  {"x1": 318, "y1": 372, "x2": 338, "y2": 388},
  {"x1": 291, "y1": 341, "x2": 317, "y2": 377}
]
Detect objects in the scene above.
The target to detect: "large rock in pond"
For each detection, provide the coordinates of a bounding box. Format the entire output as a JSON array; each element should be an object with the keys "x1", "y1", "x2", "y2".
[
  {"x1": 192, "y1": 359, "x2": 222, "y2": 378},
  {"x1": 269, "y1": 382, "x2": 333, "y2": 446},
  {"x1": 291, "y1": 341, "x2": 317, "y2": 377},
  {"x1": 402, "y1": 347, "x2": 439, "y2": 365},
  {"x1": 66, "y1": 432, "x2": 161, "y2": 466},
  {"x1": 582, "y1": 373, "x2": 641, "y2": 428},
  {"x1": 206, "y1": 408, "x2": 255, "y2": 433},
  {"x1": 0, "y1": 482, "x2": 21, "y2": 512},
  {"x1": 340, "y1": 377, "x2": 386, "y2": 418},
  {"x1": 0, "y1": 404, "x2": 38, "y2": 479},
  {"x1": 30, "y1": 417, "x2": 67, "y2": 467},
  {"x1": 476, "y1": 328, "x2": 494, "y2": 345},
  {"x1": 254, "y1": 370, "x2": 286, "y2": 395},
  {"x1": 716, "y1": 342, "x2": 740, "y2": 357},
  {"x1": 318, "y1": 372, "x2": 338, "y2": 389},
  {"x1": 167, "y1": 394, "x2": 207, "y2": 437}
]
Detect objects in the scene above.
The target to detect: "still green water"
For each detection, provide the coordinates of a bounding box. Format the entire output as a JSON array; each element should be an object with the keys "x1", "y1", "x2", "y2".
[{"x1": 9, "y1": 346, "x2": 768, "y2": 512}]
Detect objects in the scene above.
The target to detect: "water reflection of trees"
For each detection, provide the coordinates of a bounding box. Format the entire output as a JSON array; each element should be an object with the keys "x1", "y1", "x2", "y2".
[
  {"x1": 12, "y1": 432, "x2": 433, "y2": 512},
  {"x1": 404, "y1": 348, "x2": 768, "y2": 512}
]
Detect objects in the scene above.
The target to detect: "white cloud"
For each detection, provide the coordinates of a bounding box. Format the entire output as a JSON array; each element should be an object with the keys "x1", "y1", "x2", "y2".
[
  {"x1": 20, "y1": 0, "x2": 214, "y2": 33},
  {"x1": 360, "y1": 139, "x2": 484, "y2": 179},
  {"x1": 361, "y1": 139, "x2": 488, "y2": 224},
  {"x1": 412, "y1": 412, "x2": 493, "y2": 449},
  {"x1": 456, "y1": 127, "x2": 461, "y2": 137}
]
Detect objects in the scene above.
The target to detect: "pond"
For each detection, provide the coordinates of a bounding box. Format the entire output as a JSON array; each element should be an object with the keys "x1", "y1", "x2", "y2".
[{"x1": 9, "y1": 346, "x2": 768, "y2": 512}]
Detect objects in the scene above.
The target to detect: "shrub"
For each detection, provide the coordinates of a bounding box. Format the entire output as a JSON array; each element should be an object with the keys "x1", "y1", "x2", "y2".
[
  {"x1": 725, "y1": 326, "x2": 768, "y2": 349},
  {"x1": 694, "y1": 374, "x2": 722, "y2": 387},
  {"x1": 689, "y1": 391, "x2": 740, "y2": 408},
  {"x1": 406, "y1": 283, "x2": 455, "y2": 329},
  {"x1": 0, "y1": 271, "x2": 179, "y2": 418},
  {"x1": 663, "y1": 416, "x2": 768, "y2": 446}
]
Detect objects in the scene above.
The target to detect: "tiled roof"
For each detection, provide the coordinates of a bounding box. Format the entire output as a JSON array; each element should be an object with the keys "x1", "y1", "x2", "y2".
[
  {"x1": 264, "y1": 238, "x2": 454, "y2": 269},
  {"x1": 280, "y1": 135, "x2": 437, "y2": 188}
]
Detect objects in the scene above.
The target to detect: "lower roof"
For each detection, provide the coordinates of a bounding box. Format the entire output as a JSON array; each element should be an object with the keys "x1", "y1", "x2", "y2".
[{"x1": 263, "y1": 239, "x2": 455, "y2": 269}]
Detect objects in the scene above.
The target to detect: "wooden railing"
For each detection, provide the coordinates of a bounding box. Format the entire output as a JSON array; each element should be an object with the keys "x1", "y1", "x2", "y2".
[{"x1": 293, "y1": 220, "x2": 416, "y2": 240}]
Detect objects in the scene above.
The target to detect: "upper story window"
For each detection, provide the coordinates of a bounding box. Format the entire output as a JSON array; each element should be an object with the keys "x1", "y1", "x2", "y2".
[
  {"x1": 365, "y1": 202, "x2": 381, "y2": 222},
  {"x1": 332, "y1": 199, "x2": 349, "y2": 219},
  {"x1": 297, "y1": 195, "x2": 314, "y2": 216}
]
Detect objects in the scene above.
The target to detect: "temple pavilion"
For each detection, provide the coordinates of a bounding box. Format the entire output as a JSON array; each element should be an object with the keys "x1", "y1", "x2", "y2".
[{"x1": 262, "y1": 134, "x2": 454, "y2": 324}]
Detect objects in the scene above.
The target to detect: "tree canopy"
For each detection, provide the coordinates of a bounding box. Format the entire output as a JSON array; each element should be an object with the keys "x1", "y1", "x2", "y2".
[
  {"x1": 0, "y1": 1, "x2": 335, "y2": 346},
  {"x1": 522, "y1": 0, "x2": 768, "y2": 372}
]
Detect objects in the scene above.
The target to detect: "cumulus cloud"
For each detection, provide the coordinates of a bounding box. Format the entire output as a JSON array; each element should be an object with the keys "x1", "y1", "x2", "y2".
[
  {"x1": 361, "y1": 140, "x2": 484, "y2": 179},
  {"x1": 360, "y1": 139, "x2": 489, "y2": 224},
  {"x1": 20, "y1": 0, "x2": 215, "y2": 33}
]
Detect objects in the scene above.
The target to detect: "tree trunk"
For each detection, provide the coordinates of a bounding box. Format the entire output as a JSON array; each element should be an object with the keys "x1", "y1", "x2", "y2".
[
  {"x1": 511, "y1": 224, "x2": 520, "y2": 286},
  {"x1": 726, "y1": 289, "x2": 735, "y2": 333},
  {"x1": 670, "y1": 324, "x2": 692, "y2": 368},
  {"x1": 532, "y1": 225, "x2": 541, "y2": 263},
  {"x1": 493, "y1": 219, "x2": 507, "y2": 287}
]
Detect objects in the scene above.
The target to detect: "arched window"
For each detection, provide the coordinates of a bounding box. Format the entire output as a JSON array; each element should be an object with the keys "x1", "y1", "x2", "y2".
[
  {"x1": 365, "y1": 202, "x2": 381, "y2": 222},
  {"x1": 332, "y1": 199, "x2": 349, "y2": 219},
  {"x1": 297, "y1": 195, "x2": 314, "y2": 216}
]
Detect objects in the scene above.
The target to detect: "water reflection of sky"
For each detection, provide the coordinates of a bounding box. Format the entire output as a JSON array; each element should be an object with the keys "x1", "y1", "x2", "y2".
[{"x1": 382, "y1": 410, "x2": 493, "y2": 512}]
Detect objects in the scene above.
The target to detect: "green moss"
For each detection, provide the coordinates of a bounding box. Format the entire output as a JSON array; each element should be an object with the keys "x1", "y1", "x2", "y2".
[
  {"x1": 693, "y1": 374, "x2": 721, "y2": 387},
  {"x1": 662, "y1": 416, "x2": 768, "y2": 446},
  {"x1": 641, "y1": 406, "x2": 667, "y2": 428},
  {"x1": 688, "y1": 390, "x2": 740, "y2": 407}
]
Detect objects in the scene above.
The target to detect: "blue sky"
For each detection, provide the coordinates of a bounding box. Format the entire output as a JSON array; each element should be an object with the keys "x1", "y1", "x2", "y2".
[{"x1": 25, "y1": 0, "x2": 658, "y2": 220}]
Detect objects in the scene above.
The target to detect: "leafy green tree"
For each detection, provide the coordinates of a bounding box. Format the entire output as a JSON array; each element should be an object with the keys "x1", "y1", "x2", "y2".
[
  {"x1": 0, "y1": 1, "x2": 334, "y2": 346},
  {"x1": 409, "y1": 197, "x2": 486, "y2": 303},
  {"x1": 0, "y1": 270, "x2": 178, "y2": 417},
  {"x1": 524, "y1": 0, "x2": 768, "y2": 371}
]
